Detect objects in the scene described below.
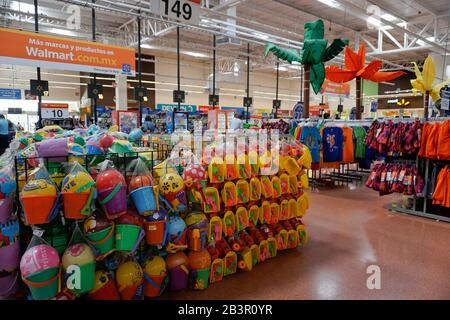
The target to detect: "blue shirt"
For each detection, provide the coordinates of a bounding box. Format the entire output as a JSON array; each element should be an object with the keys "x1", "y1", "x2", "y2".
[
  {"x1": 300, "y1": 126, "x2": 321, "y2": 163},
  {"x1": 322, "y1": 127, "x2": 344, "y2": 162},
  {"x1": 0, "y1": 119, "x2": 8, "y2": 135}
]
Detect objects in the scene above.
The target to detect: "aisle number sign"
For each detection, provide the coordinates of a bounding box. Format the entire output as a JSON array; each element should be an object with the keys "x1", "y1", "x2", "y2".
[
  {"x1": 150, "y1": 0, "x2": 200, "y2": 25},
  {"x1": 41, "y1": 103, "x2": 69, "y2": 119},
  {"x1": 0, "y1": 28, "x2": 135, "y2": 76}
]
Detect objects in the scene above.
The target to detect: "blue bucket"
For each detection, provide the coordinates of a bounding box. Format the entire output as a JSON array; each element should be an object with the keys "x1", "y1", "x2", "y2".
[{"x1": 130, "y1": 186, "x2": 156, "y2": 215}]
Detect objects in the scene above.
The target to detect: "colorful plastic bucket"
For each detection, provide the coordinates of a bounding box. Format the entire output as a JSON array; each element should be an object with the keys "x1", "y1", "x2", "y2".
[
  {"x1": 0, "y1": 241, "x2": 20, "y2": 272},
  {"x1": 0, "y1": 271, "x2": 19, "y2": 298},
  {"x1": 130, "y1": 186, "x2": 157, "y2": 215},
  {"x1": 167, "y1": 267, "x2": 189, "y2": 291},
  {"x1": 23, "y1": 267, "x2": 60, "y2": 300},
  {"x1": 190, "y1": 268, "x2": 209, "y2": 290},
  {"x1": 0, "y1": 198, "x2": 13, "y2": 224},
  {"x1": 98, "y1": 186, "x2": 127, "y2": 219},
  {"x1": 62, "y1": 192, "x2": 91, "y2": 219},
  {"x1": 85, "y1": 225, "x2": 115, "y2": 256},
  {"x1": 21, "y1": 195, "x2": 56, "y2": 225},
  {"x1": 88, "y1": 278, "x2": 120, "y2": 300},
  {"x1": 119, "y1": 281, "x2": 144, "y2": 300},
  {"x1": 67, "y1": 262, "x2": 95, "y2": 295},
  {"x1": 115, "y1": 224, "x2": 141, "y2": 252},
  {"x1": 144, "y1": 273, "x2": 165, "y2": 298},
  {"x1": 144, "y1": 220, "x2": 166, "y2": 245}
]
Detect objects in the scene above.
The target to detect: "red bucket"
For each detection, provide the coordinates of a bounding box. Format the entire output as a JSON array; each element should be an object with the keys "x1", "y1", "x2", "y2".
[
  {"x1": 88, "y1": 279, "x2": 120, "y2": 300},
  {"x1": 62, "y1": 192, "x2": 91, "y2": 219},
  {"x1": 144, "y1": 274, "x2": 165, "y2": 298},
  {"x1": 21, "y1": 195, "x2": 56, "y2": 225},
  {"x1": 144, "y1": 220, "x2": 166, "y2": 245}
]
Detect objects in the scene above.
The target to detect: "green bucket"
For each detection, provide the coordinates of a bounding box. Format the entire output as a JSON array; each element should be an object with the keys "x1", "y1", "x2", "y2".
[
  {"x1": 67, "y1": 262, "x2": 96, "y2": 295},
  {"x1": 191, "y1": 268, "x2": 210, "y2": 290},
  {"x1": 115, "y1": 224, "x2": 141, "y2": 252},
  {"x1": 23, "y1": 267, "x2": 60, "y2": 300},
  {"x1": 86, "y1": 225, "x2": 115, "y2": 256}
]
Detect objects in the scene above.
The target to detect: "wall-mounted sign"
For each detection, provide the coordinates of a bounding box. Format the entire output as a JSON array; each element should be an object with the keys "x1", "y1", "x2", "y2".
[
  {"x1": 396, "y1": 98, "x2": 411, "y2": 107},
  {"x1": 0, "y1": 28, "x2": 135, "y2": 76},
  {"x1": 0, "y1": 88, "x2": 21, "y2": 100},
  {"x1": 41, "y1": 103, "x2": 69, "y2": 119},
  {"x1": 150, "y1": 0, "x2": 200, "y2": 25},
  {"x1": 156, "y1": 103, "x2": 197, "y2": 113}
]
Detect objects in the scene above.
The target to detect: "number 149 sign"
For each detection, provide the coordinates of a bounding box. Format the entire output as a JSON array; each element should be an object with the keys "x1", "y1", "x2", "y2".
[{"x1": 150, "y1": 0, "x2": 200, "y2": 25}]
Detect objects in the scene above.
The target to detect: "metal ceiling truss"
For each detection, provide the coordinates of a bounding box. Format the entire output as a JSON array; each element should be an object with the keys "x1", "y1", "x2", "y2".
[{"x1": 361, "y1": 15, "x2": 449, "y2": 59}]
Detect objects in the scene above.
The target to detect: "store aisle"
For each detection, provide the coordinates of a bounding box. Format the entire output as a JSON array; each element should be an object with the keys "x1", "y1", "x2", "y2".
[{"x1": 164, "y1": 186, "x2": 450, "y2": 300}]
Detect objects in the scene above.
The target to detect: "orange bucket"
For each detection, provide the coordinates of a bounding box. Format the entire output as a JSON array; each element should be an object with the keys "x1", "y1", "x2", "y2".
[
  {"x1": 21, "y1": 195, "x2": 57, "y2": 225},
  {"x1": 62, "y1": 192, "x2": 91, "y2": 219},
  {"x1": 144, "y1": 220, "x2": 166, "y2": 245}
]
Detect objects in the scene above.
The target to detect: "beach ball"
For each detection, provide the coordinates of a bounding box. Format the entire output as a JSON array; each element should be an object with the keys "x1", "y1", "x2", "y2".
[
  {"x1": 86, "y1": 141, "x2": 103, "y2": 156},
  {"x1": 99, "y1": 135, "x2": 114, "y2": 149},
  {"x1": 84, "y1": 213, "x2": 112, "y2": 234},
  {"x1": 188, "y1": 250, "x2": 211, "y2": 270},
  {"x1": 96, "y1": 169, "x2": 125, "y2": 192},
  {"x1": 20, "y1": 244, "x2": 60, "y2": 277},
  {"x1": 73, "y1": 136, "x2": 85, "y2": 146},
  {"x1": 92, "y1": 270, "x2": 114, "y2": 293},
  {"x1": 62, "y1": 243, "x2": 95, "y2": 268},
  {"x1": 128, "y1": 128, "x2": 143, "y2": 142},
  {"x1": 22, "y1": 179, "x2": 57, "y2": 197},
  {"x1": 62, "y1": 171, "x2": 94, "y2": 193},
  {"x1": 144, "y1": 256, "x2": 166, "y2": 276},
  {"x1": 182, "y1": 164, "x2": 207, "y2": 189},
  {"x1": 165, "y1": 252, "x2": 189, "y2": 270},
  {"x1": 159, "y1": 173, "x2": 184, "y2": 195},
  {"x1": 167, "y1": 215, "x2": 186, "y2": 241},
  {"x1": 68, "y1": 143, "x2": 84, "y2": 156},
  {"x1": 116, "y1": 261, "x2": 143, "y2": 289},
  {"x1": 128, "y1": 175, "x2": 153, "y2": 192},
  {"x1": 185, "y1": 211, "x2": 208, "y2": 230}
]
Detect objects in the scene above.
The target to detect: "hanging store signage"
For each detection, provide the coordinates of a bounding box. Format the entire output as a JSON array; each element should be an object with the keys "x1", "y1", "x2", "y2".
[
  {"x1": 41, "y1": 103, "x2": 69, "y2": 119},
  {"x1": 156, "y1": 103, "x2": 197, "y2": 113},
  {"x1": 0, "y1": 28, "x2": 136, "y2": 76},
  {"x1": 320, "y1": 79, "x2": 350, "y2": 98},
  {"x1": 0, "y1": 88, "x2": 21, "y2": 100},
  {"x1": 150, "y1": 0, "x2": 200, "y2": 25}
]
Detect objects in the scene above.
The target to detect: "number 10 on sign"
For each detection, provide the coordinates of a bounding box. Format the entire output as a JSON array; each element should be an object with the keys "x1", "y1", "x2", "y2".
[{"x1": 150, "y1": 0, "x2": 200, "y2": 25}]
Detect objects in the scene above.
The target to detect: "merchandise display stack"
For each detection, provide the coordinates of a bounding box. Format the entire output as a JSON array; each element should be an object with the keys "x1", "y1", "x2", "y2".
[{"x1": 0, "y1": 124, "x2": 311, "y2": 300}]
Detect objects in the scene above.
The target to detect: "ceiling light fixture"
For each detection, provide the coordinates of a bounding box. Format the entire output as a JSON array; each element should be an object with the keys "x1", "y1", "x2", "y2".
[{"x1": 317, "y1": 0, "x2": 341, "y2": 9}]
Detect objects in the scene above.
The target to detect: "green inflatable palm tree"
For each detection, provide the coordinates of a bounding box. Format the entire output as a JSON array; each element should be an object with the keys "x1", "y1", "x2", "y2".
[{"x1": 264, "y1": 19, "x2": 348, "y2": 117}]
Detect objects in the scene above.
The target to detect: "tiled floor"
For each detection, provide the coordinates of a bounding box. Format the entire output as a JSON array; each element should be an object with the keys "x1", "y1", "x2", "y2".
[{"x1": 164, "y1": 186, "x2": 450, "y2": 300}]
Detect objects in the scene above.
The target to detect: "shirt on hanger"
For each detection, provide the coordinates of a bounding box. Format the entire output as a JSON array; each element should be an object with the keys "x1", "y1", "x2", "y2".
[
  {"x1": 342, "y1": 127, "x2": 354, "y2": 163},
  {"x1": 300, "y1": 126, "x2": 321, "y2": 163},
  {"x1": 322, "y1": 127, "x2": 343, "y2": 162},
  {"x1": 353, "y1": 126, "x2": 367, "y2": 159}
]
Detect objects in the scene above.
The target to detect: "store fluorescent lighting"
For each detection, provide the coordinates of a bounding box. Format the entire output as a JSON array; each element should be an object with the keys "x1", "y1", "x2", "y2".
[
  {"x1": 49, "y1": 28, "x2": 76, "y2": 37},
  {"x1": 184, "y1": 51, "x2": 208, "y2": 58},
  {"x1": 381, "y1": 14, "x2": 397, "y2": 22},
  {"x1": 316, "y1": 0, "x2": 341, "y2": 9}
]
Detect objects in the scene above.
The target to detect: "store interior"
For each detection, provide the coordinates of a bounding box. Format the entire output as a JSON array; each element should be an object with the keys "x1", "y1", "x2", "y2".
[{"x1": 0, "y1": 0, "x2": 450, "y2": 301}]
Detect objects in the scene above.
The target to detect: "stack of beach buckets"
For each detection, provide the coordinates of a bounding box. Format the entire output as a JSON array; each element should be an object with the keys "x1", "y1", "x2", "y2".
[
  {"x1": 16, "y1": 159, "x2": 155, "y2": 299},
  {"x1": 0, "y1": 169, "x2": 20, "y2": 299}
]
